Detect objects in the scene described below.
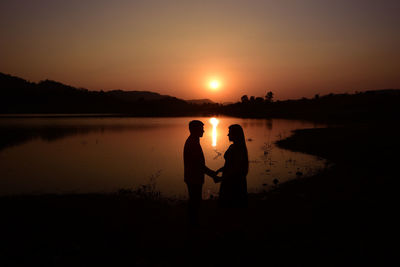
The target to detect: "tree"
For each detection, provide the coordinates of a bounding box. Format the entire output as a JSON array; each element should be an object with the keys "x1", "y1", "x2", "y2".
[
  {"x1": 250, "y1": 96, "x2": 255, "y2": 102},
  {"x1": 241, "y1": 95, "x2": 249, "y2": 103},
  {"x1": 265, "y1": 91, "x2": 274, "y2": 103}
]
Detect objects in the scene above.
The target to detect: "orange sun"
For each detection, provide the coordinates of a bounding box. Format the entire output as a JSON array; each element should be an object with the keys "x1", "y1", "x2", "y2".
[{"x1": 209, "y1": 80, "x2": 220, "y2": 90}]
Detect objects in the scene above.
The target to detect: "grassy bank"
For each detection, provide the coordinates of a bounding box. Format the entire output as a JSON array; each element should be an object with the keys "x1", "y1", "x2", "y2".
[
  {"x1": 1, "y1": 122, "x2": 398, "y2": 266},
  {"x1": 0, "y1": 191, "x2": 318, "y2": 266},
  {"x1": 275, "y1": 122, "x2": 398, "y2": 266}
]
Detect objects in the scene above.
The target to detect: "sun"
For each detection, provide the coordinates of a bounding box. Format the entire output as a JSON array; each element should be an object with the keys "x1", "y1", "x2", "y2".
[{"x1": 209, "y1": 80, "x2": 220, "y2": 90}]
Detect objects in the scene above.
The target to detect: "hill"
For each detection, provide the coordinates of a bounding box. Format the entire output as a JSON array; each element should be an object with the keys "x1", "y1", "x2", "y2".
[
  {"x1": 106, "y1": 90, "x2": 173, "y2": 102},
  {"x1": 0, "y1": 72, "x2": 203, "y2": 115}
]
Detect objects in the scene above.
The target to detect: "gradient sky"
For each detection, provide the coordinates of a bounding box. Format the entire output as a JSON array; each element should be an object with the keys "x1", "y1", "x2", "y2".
[{"x1": 1, "y1": 0, "x2": 400, "y2": 102}]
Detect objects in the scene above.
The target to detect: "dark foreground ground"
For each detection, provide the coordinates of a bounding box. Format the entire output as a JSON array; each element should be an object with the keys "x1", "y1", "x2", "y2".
[{"x1": 1, "y1": 122, "x2": 398, "y2": 267}]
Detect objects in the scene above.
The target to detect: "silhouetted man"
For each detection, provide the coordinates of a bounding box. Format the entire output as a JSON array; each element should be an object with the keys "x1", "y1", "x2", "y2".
[{"x1": 184, "y1": 120, "x2": 215, "y2": 226}]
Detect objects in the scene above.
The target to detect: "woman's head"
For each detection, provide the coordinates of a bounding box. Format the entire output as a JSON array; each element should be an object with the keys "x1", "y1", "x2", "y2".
[
  {"x1": 228, "y1": 124, "x2": 249, "y2": 175},
  {"x1": 228, "y1": 124, "x2": 246, "y2": 144}
]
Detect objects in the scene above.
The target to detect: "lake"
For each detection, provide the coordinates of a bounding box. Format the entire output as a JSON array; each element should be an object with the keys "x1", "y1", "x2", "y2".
[{"x1": 0, "y1": 116, "x2": 328, "y2": 198}]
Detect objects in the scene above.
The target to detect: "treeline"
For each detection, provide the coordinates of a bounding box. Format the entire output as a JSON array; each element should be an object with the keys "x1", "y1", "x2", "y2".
[{"x1": 221, "y1": 90, "x2": 400, "y2": 122}]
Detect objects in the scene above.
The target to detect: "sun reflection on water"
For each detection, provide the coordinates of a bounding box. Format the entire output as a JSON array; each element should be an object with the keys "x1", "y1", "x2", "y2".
[{"x1": 209, "y1": 117, "x2": 219, "y2": 147}]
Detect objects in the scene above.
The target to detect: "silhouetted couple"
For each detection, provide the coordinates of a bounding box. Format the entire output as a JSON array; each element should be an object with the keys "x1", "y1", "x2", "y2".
[{"x1": 183, "y1": 120, "x2": 248, "y2": 226}]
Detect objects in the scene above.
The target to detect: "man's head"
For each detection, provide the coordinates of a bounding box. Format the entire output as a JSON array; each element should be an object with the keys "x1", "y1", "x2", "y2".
[{"x1": 189, "y1": 120, "x2": 204, "y2": 137}]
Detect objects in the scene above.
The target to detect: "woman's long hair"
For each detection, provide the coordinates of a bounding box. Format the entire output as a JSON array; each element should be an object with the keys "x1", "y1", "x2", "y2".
[{"x1": 229, "y1": 124, "x2": 249, "y2": 175}]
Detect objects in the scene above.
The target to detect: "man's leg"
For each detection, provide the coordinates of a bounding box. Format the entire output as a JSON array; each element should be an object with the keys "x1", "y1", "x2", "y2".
[{"x1": 186, "y1": 183, "x2": 202, "y2": 226}]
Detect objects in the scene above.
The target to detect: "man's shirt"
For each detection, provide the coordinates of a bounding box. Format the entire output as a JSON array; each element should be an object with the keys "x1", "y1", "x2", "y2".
[{"x1": 183, "y1": 135, "x2": 206, "y2": 185}]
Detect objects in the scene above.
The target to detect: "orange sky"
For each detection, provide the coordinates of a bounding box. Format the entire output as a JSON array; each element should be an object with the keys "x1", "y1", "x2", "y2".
[{"x1": 1, "y1": 0, "x2": 400, "y2": 102}]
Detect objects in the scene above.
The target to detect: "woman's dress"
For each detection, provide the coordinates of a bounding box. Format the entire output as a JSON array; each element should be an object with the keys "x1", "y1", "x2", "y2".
[{"x1": 219, "y1": 144, "x2": 248, "y2": 208}]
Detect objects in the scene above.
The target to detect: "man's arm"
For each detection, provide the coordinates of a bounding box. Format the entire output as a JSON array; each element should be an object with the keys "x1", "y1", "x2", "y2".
[{"x1": 203, "y1": 166, "x2": 217, "y2": 178}]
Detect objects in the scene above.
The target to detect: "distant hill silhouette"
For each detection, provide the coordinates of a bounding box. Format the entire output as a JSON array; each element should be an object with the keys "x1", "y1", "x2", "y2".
[
  {"x1": 107, "y1": 90, "x2": 173, "y2": 102},
  {"x1": 0, "y1": 72, "x2": 218, "y2": 115}
]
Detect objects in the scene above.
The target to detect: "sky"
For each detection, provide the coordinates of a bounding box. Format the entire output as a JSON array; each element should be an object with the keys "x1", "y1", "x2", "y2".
[{"x1": 1, "y1": 0, "x2": 400, "y2": 102}]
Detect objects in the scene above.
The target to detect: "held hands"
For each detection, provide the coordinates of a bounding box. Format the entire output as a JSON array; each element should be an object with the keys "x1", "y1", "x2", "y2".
[{"x1": 211, "y1": 168, "x2": 223, "y2": 183}]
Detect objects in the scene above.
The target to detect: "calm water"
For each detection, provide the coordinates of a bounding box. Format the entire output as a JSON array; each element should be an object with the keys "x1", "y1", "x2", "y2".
[{"x1": 0, "y1": 116, "x2": 327, "y2": 198}]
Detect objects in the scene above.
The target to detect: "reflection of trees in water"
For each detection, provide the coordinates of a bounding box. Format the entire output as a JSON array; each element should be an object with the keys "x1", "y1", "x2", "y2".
[
  {"x1": 265, "y1": 119, "x2": 273, "y2": 130},
  {"x1": 0, "y1": 126, "x2": 97, "y2": 151},
  {"x1": 0, "y1": 123, "x2": 173, "y2": 152},
  {"x1": 241, "y1": 119, "x2": 273, "y2": 130}
]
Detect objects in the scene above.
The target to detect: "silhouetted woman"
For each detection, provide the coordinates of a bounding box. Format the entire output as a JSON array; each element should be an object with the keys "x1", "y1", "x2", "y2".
[{"x1": 216, "y1": 124, "x2": 249, "y2": 208}]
